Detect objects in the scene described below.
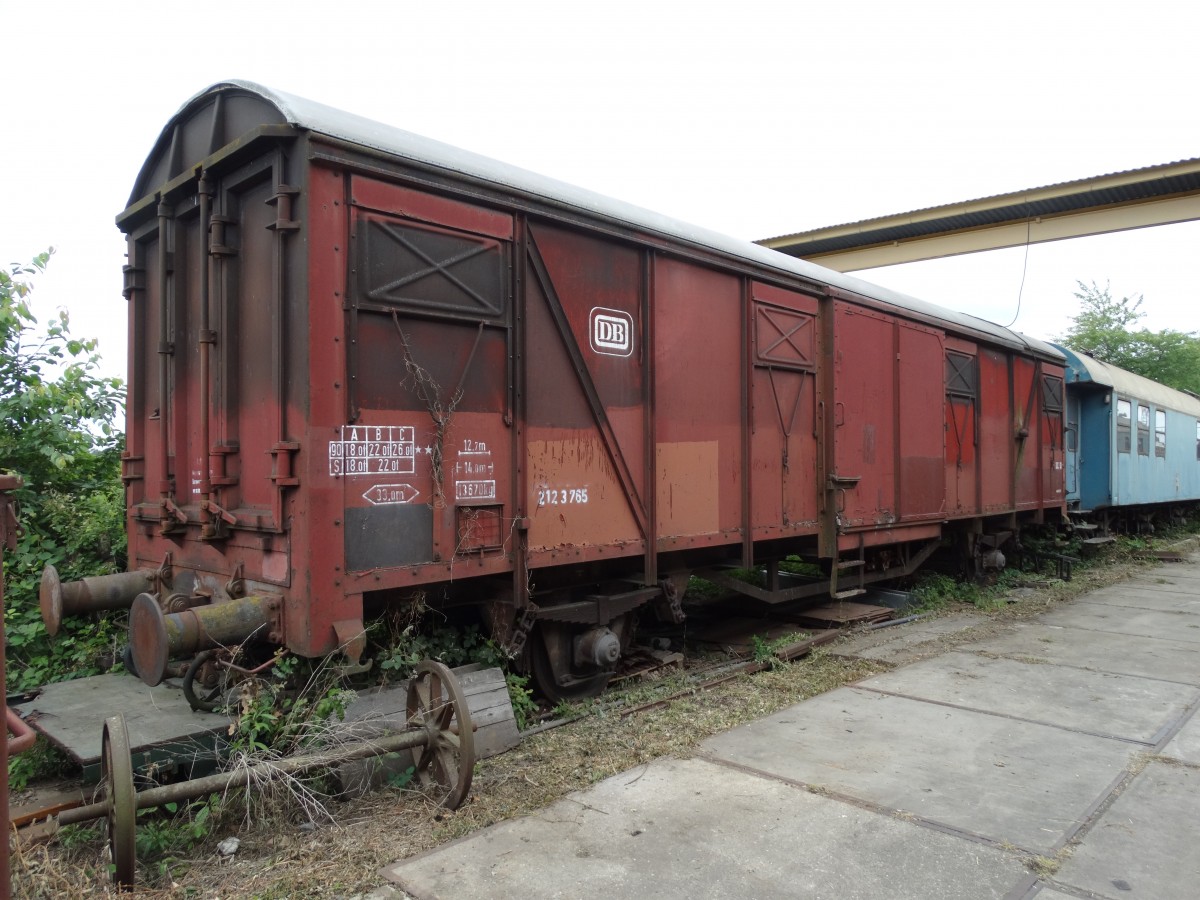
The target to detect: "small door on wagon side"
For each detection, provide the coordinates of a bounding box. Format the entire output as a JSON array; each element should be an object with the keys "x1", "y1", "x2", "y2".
[{"x1": 341, "y1": 178, "x2": 514, "y2": 572}]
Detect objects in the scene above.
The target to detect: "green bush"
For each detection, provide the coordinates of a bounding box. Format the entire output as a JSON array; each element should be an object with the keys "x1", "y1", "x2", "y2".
[
  {"x1": 2, "y1": 251, "x2": 125, "y2": 708},
  {"x1": 910, "y1": 571, "x2": 982, "y2": 611}
]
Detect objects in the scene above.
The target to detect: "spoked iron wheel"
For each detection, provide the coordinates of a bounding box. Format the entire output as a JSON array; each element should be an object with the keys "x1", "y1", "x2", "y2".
[
  {"x1": 102, "y1": 714, "x2": 137, "y2": 887},
  {"x1": 406, "y1": 659, "x2": 475, "y2": 810}
]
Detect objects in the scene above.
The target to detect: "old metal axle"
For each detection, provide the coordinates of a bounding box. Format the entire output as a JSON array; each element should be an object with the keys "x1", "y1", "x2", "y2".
[{"x1": 59, "y1": 660, "x2": 473, "y2": 887}]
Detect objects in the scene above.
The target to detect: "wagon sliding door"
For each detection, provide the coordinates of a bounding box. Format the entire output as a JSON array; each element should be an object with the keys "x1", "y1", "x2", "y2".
[
  {"x1": 1040, "y1": 372, "x2": 1066, "y2": 507},
  {"x1": 944, "y1": 345, "x2": 979, "y2": 516},
  {"x1": 342, "y1": 179, "x2": 513, "y2": 572},
  {"x1": 522, "y1": 223, "x2": 650, "y2": 562},
  {"x1": 749, "y1": 283, "x2": 819, "y2": 541},
  {"x1": 828, "y1": 301, "x2": 945, "y2": 550}
]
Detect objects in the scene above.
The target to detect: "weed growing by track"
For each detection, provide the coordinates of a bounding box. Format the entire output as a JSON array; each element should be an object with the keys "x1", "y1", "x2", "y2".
[{"x1": 13, "y1": 525, "x2": 1200, "y2": 898}]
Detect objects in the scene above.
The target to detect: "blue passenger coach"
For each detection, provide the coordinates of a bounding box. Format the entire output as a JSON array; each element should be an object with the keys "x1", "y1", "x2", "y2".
[{"x1": 1053, "y1": 344, "x2": 1200, "y2": 520}]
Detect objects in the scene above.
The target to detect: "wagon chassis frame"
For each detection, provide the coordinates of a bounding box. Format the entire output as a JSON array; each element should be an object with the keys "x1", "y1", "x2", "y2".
[{"x1": 699, "y1": 538, "x2": 941, "y2": 606}]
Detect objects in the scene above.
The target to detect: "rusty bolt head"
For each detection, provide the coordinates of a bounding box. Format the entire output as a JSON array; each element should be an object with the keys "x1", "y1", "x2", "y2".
[{"x1": 166, "y1": 593, "x2": 191, "y2": 613}]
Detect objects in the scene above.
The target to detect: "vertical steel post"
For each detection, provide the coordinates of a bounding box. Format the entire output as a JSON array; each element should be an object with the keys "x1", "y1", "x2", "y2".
[
  {"x1": 1, "y1": 474, "x2": 24, "y2": 900},
  {"x1": 157, "y1": 199, "x2": 173, "y2": 514},
  {"x1": 643, "y1": 249, "x2": 658, "y2": 584},
  {"x1": 512, "y1": 215, "x2": 529, "y2": 613},
  {"x1": 739, "y1": 275, "x2": 753, "y2": 569},
  {"x1": 197, "y1": 174, "x2": 214, "y2": 537}
]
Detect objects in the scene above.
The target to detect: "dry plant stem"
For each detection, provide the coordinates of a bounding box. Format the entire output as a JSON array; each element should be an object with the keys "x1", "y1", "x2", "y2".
[{"x1": 392, "y1": 313, "x2": 469, "y2": 509}]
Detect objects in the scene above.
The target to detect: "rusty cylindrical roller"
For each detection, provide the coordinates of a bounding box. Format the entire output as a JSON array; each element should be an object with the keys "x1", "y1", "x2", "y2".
[
  {"x1": 40, "y1": 565, "x2": 154, "y2": 636},
  {"x1": 128, "y1": 593, "x2": 271, "y2": 687}
]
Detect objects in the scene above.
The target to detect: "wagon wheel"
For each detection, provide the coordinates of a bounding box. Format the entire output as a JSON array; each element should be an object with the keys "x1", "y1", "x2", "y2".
[
  {"x1": 528, "y1": 620, "x2": 617, "y2": 704},
  {"x1": 182, "y1": 649, "x2": 233, "y2": 712},
  {"x1": 530, "y1": 635, "x2": 611, "y2": 704},
  {"x1": 121, "y1": 645, "x2": 140, "y2": 679},
  {"x1": 102, "y1": 714, "x2": 137, "y2": 887},
  {"x1": 405, "y1": 660, "x2": 474, "y2": 810}
]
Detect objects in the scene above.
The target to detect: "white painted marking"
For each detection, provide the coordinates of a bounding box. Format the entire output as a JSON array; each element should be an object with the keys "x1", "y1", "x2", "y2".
[
  {"x1": 329, "y1": 425, "x2": 415, "y2": 477},
  {"x1": 590, "y1": 306, "x2": 634, "y2": 357},
  {"x1": 456, "y1": 480, "x2": 497, "y2": 501},
  {"x1": 536, "y1": 486, "x2": 590, "y2": 507},
  {"x1": 362, "y1": 483, "x2": 420, "y2": 505}
]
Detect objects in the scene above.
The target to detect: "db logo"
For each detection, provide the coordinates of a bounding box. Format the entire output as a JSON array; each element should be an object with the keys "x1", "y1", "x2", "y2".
[{"x1": 590, "y1": 307, "x2": 634, "y2": 357}]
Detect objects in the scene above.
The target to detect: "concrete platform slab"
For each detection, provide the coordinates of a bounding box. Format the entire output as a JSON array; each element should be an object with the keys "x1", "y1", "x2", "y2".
[
  {"x1": 1120, "y1": 577, "x2": 1200, "y2": 595},
  {"x1": 855, "y1": 651, "x2": 1198, "y2": 743},
  {"x1": 1077, "y1": 584, "x2": 1200, "y2": 614},
  {"x1": 1124, "y1": 569, "x2": 1200, "y2": 588},
  {"x1": 701, "y1": 687, "x2": 1133, "y2": 853},
  {"x1": 1036, "y1": 602, "x2": 1200, "y2": 644},
  {"x1": 379, "y1": 556, "x2": 1200, "y2": 900},
  {"x1": 1159, "y1": 709, "x2": 1200, "y2": 764},
  {"x1": 1053, "y1": 761, "x2": 1200, "y2": 900},
  {"x1": 970, "y1": 622, "x2": 1200, "y2": 686},
  {"x1": 381, "y1": 757, "x2": 1033, "y2": 900},
  {"x1": 1130, "y1": 561, "x2": 1200, "y2": 578}
]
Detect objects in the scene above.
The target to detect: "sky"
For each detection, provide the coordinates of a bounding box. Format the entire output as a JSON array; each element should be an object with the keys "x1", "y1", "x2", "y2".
[{"x1": 4, "y1": 0, "x2": 1200, "y2": 395}]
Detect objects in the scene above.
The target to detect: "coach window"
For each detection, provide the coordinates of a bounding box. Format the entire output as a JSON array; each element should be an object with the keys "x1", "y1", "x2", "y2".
[
  {"x1": 1116, "y1": 399, "x2": 1132, "y2": 453},
  {"x1": 1155, "y1": 410, "x2": 1167, "y2": 458},
  {"x1": 1195, "y1": 421, "x2": 1200, "y2": 461},
  {"x1": 1137, "y1": 404, "x2": 1151, "y2": 456}
]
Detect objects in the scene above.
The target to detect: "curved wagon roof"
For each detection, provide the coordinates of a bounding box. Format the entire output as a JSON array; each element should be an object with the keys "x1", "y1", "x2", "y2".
[{"x1": 126, "y1": 80, "x2": 1064, "y2": 363}]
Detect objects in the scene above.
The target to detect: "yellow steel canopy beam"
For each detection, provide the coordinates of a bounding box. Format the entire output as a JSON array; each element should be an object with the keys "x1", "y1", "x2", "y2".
[{"x1": 759, "y1": 157, "x2": 1200, "y2": 272}]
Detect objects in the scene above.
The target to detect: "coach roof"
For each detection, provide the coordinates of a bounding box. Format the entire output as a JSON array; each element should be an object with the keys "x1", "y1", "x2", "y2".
[{"x1": 1053, "y1": 344, "x2": 1200, "y2": 416}]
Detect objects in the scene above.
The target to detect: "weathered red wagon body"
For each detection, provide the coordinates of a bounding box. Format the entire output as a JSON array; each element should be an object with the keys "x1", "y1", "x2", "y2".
[{"x1": 47, "y1": 82, "x2": 1065, "y2": 698}]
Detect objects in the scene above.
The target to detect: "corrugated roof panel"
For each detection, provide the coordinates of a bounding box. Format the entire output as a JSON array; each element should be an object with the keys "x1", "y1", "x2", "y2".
[{"x1": 762, "y1": 160, "x2": 1200, "y2": 254}]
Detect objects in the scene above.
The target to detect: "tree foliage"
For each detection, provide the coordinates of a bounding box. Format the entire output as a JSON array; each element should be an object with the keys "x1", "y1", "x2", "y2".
[
  {"x1": 1059, "y1": 281, "x2": 1200, "y2": 395},
  {"x1": 1, "y1": 251, "x2": 127, "y2": 690}
]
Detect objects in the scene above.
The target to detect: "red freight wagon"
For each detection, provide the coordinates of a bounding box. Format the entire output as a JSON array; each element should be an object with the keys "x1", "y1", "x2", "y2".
[{"x1": 41, "y1": 82, "x2": 1065, "y2": 699}]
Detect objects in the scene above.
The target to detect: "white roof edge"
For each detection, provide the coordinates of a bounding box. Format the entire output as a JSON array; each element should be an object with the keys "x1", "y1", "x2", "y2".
[
  {"x1": 1052, "y1": 343, "x2": 1200, "y2": 416},
  {"x1": 171, "y1": 81, "x2": 1064, "y2": 360}
]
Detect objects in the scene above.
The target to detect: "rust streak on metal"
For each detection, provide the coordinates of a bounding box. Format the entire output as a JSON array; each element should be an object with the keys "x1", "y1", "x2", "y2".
[
  {"x1": 12, "y1": 801, "x2": 85, "y2": 830},
  {"x1": 5, "y1": 708, "x2": 35, "y2": 757}
]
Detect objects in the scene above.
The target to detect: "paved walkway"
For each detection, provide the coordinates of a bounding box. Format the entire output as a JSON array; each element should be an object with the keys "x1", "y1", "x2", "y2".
[{"x1": 380, "y1": 557, "x2": 1200, "y2": 899}]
